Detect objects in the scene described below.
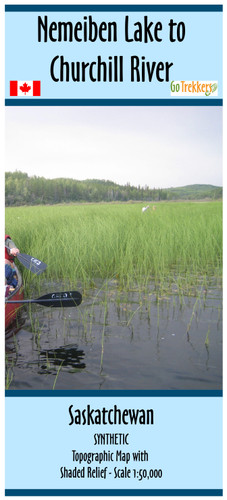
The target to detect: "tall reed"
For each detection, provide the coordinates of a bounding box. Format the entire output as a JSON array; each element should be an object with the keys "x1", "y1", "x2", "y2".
[{"x1": 5, "y1": 201, "x2": 222, "y2": 292}]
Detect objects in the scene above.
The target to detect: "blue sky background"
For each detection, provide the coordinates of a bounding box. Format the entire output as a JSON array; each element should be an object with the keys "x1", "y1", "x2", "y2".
[{"x1": 5, "y1": 9, "x2": 223, "y2": 99}]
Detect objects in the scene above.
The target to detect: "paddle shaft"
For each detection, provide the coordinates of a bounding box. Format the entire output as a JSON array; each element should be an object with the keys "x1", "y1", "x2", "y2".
[
  {"x1": 5, "y1": 291, "x2": 82, "y2": 308},
  {"x1": 7, "y1": 299, "x2": 79, "y2": 307}
]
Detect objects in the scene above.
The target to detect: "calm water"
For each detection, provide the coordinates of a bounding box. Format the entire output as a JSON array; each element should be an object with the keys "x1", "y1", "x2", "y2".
[{"x1": 5, "y1": 281, "x2": 222, "y2": 390}]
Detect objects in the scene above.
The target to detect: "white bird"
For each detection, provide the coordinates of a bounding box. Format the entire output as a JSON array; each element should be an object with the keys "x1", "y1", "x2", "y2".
[{"x1": 142, "y1": 205, "x2": 150, "y2": 213}]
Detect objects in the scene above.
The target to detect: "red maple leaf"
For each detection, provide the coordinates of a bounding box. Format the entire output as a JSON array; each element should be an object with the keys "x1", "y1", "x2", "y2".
[{"x1": 20, "y1": 82, "x2": 31, "y2": 94}]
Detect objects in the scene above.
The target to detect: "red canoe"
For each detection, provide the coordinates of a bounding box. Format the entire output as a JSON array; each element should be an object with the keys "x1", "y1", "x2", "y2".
[{"x1": 5, "y1": 265, "x2": 24, "y2": 329}]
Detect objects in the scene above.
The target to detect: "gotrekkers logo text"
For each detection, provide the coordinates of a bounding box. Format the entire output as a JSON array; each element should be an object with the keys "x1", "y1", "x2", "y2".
[{"x1": 170, "y1": 81, "x2": 218, "y2": 97}]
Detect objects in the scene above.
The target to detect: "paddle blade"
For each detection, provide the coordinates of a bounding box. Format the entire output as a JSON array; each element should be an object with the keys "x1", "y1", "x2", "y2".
[
  {"x1": 36, "y1": 291, "x2": 82, "y2": 307},
  {"x1": 17, "y1": 253, "x2": 47, "y2": 275}
]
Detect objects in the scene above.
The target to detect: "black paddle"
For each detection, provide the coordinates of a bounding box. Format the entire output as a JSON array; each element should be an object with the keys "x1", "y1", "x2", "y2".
[
  {"x1": 5, "y1": 291, "x2": 82, "y2": 308},
  {"x1": 5, "y1": 247, "x2": 47, "y2": 275}
]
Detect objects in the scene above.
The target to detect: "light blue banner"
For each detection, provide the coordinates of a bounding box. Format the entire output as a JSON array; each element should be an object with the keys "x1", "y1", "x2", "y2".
[
  {"x1": 5, "y1": 7, "x2": 223, "y2": 100},
  {"x1": 5, "y1": 396, "x2": 222, "y2": 491}
]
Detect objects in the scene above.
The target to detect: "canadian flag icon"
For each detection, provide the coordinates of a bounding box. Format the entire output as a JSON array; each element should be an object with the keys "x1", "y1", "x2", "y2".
[{"x1": 10, "y1": 81, "x2": 41, "y2": 96}]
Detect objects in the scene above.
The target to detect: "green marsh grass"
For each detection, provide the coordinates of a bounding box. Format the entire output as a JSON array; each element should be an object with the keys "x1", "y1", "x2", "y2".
[
  {"x1": 5, "y1": 354, "x2": 15, "y2": 389},
  {"x1": 5, "y1": 201, "x2": 222, "y2": 294}
]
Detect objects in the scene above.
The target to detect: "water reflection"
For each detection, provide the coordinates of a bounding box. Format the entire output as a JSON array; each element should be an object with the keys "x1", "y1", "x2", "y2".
[
  {"x1": 38, "y1": 344, "x2": 86, "y2": 373},
  {"x1": 5, "y1": 281, "x2": 222, "y2": 390},
  {"x1": 5, "y1": 314, "x2": 25, "y2": 342}
]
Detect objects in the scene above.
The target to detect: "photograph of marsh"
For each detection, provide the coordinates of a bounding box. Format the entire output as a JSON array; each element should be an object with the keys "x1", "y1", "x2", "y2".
[{"x1": 5, "y1": 106, "x2": 222, "y2": 390}]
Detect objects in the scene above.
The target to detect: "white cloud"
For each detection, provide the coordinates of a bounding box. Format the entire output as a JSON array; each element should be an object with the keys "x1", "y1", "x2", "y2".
[{"x1": 5, "y1": 106, "x2": 222, "y2": 188}]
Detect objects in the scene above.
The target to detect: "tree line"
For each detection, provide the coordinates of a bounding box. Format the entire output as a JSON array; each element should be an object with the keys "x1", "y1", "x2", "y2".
[{"x1": 5, "y1": 171, "x2": 222, "y2": 206}]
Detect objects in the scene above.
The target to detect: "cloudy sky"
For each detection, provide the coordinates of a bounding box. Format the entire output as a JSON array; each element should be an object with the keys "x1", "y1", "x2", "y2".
[{"x1": 5, "y1": 106, "x2": 222, "y2": 188}]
